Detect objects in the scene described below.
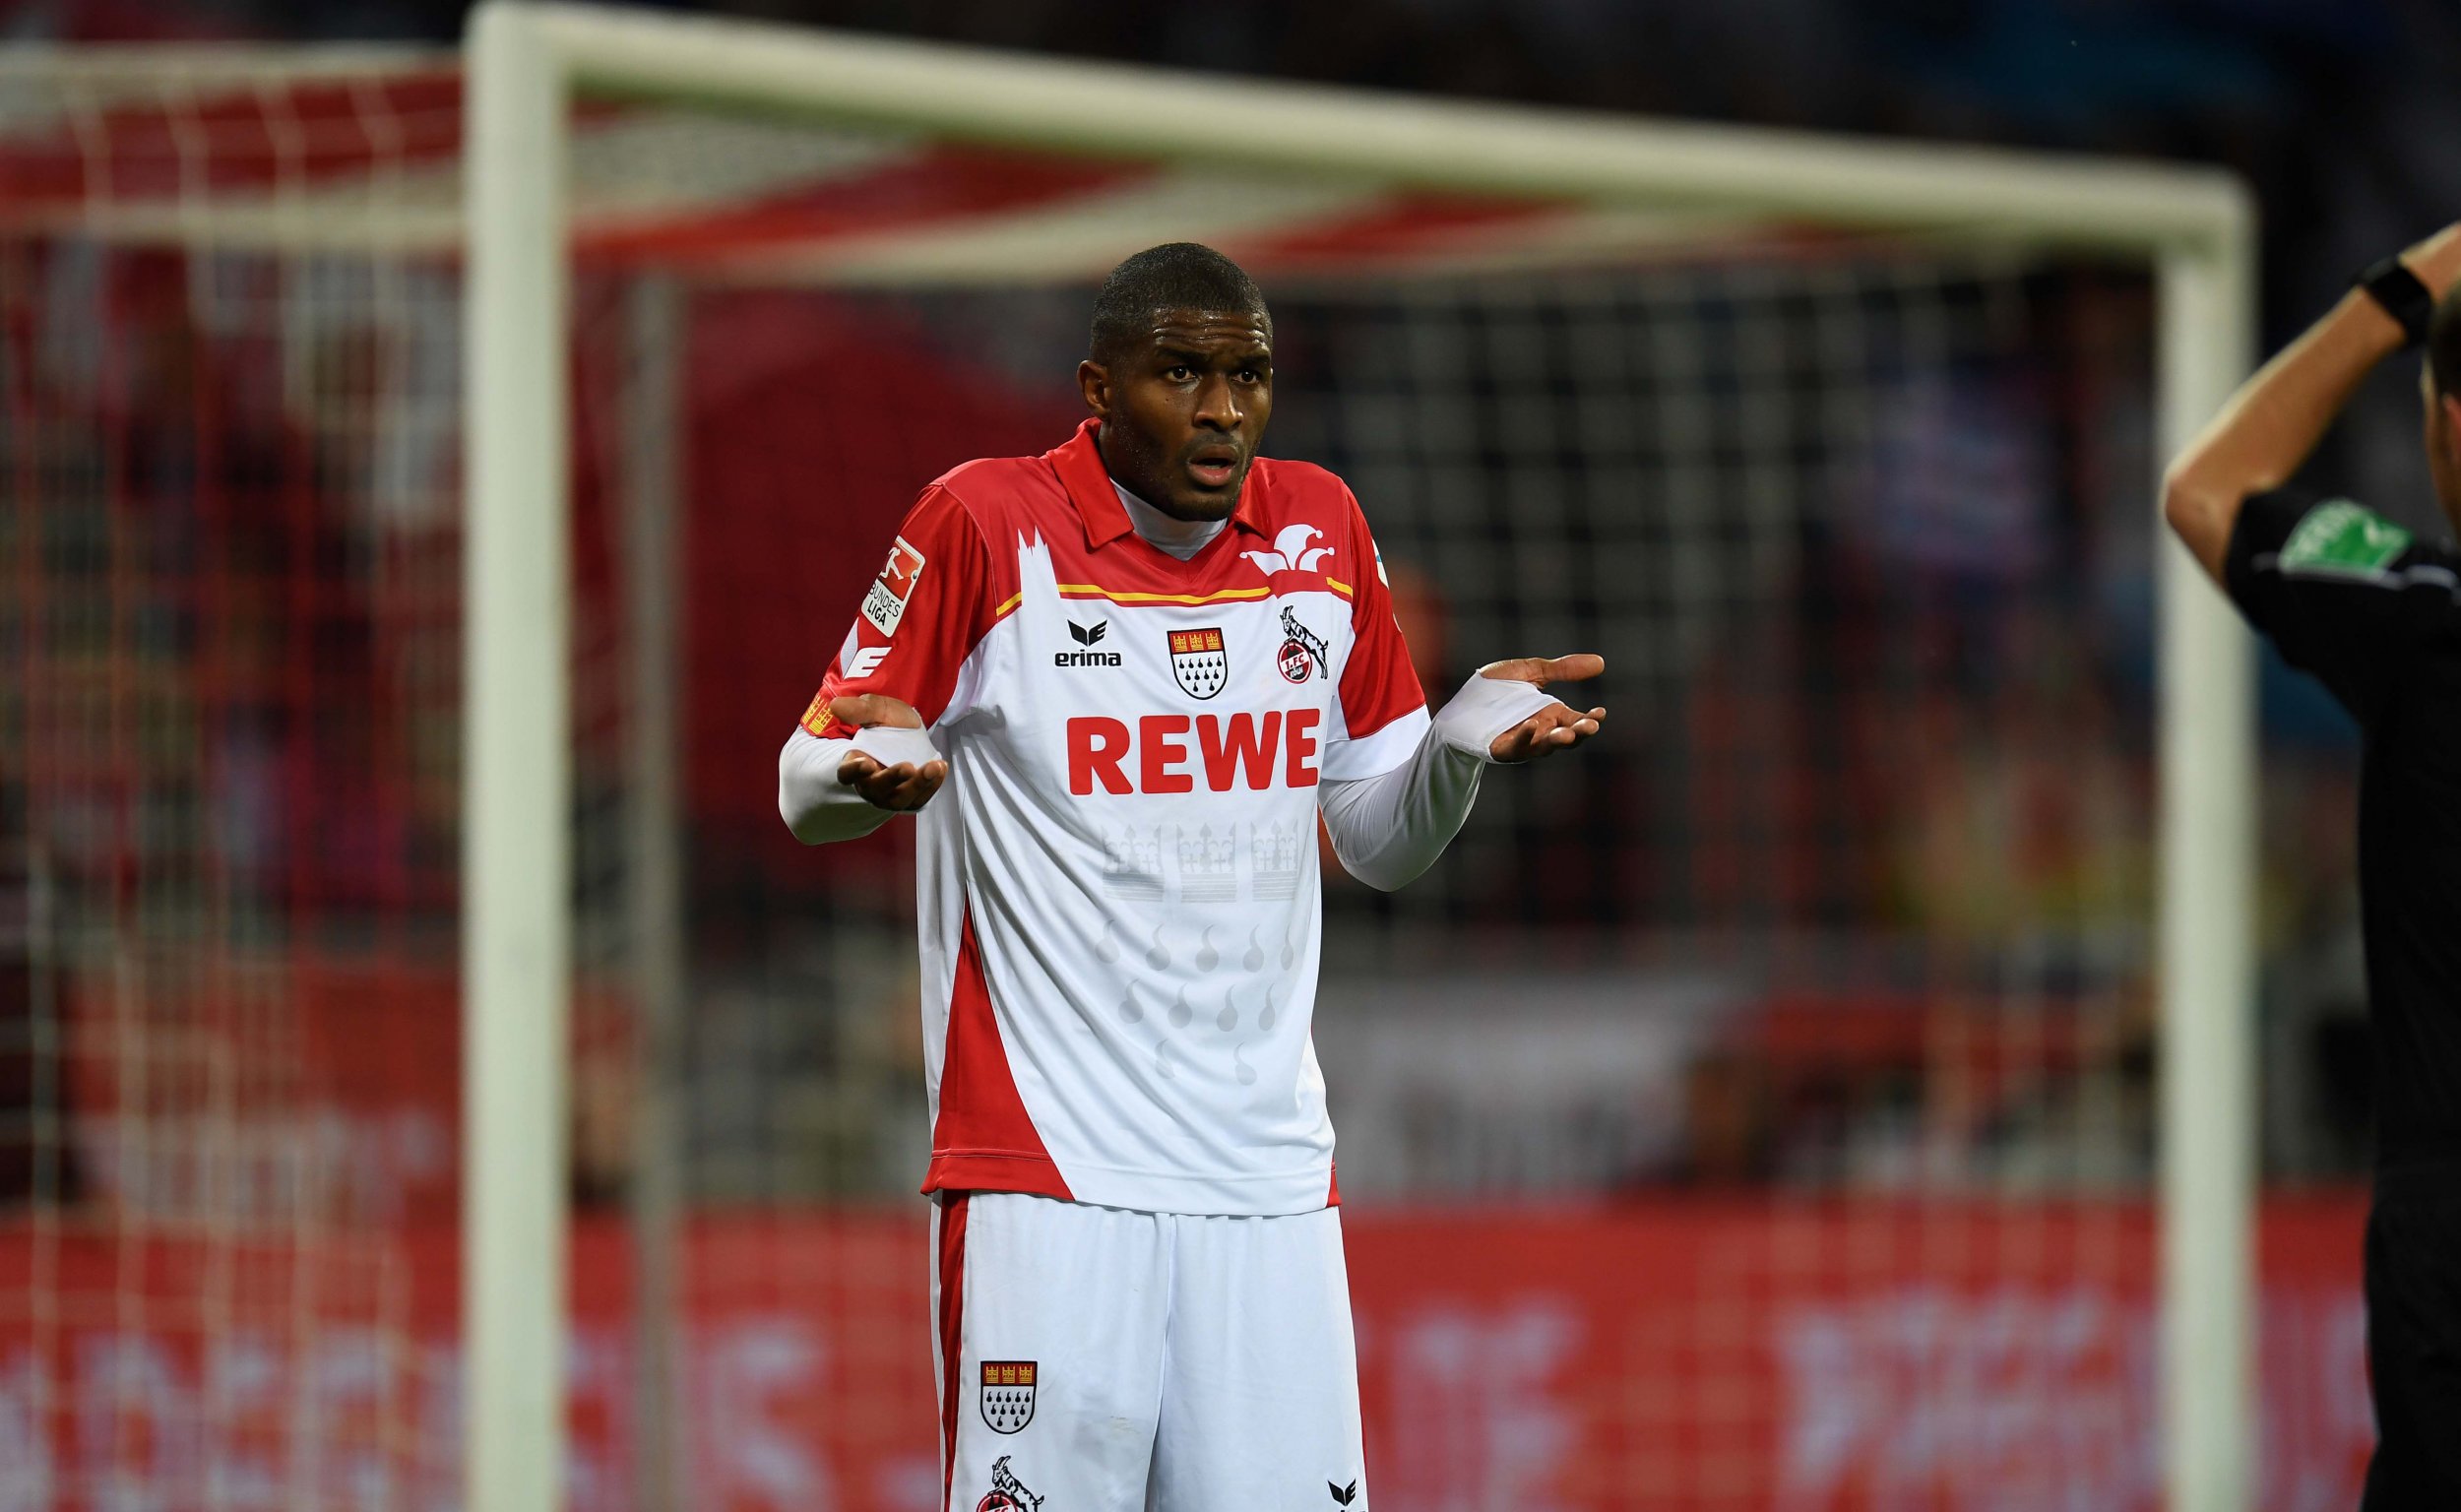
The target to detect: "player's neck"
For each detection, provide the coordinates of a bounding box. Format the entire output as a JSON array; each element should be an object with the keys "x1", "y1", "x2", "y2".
[{"x1": 1113, "y1": 480, "x2": 1226, "y2": 561}]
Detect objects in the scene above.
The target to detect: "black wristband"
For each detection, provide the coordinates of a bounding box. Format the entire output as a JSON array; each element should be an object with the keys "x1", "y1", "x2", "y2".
[{"x1": 2356, "y1": 256, "x2": 2434, "y2": 347}]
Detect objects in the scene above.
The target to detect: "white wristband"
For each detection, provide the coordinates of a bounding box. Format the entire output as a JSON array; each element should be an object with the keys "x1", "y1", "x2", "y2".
[
  {"x1": 1430, "y1": 668, "x2": 1566, "y2": 762},
  {"x1": 845, "y1": 724, "x2": 943, "y2": 771}
]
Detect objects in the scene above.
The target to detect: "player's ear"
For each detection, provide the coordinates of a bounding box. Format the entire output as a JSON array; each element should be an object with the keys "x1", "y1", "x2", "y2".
[
  {"x1": 2437, "y1": 388, "x2": 2461, "y2": 473},
  {"x1": 1078, "y1": 358, "x2": 1111, "y2": 418}
]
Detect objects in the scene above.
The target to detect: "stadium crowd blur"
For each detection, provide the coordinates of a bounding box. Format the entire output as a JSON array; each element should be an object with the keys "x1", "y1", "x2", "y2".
[{"x1": 6, "y1": 0, "x2": 2458, "y2": 1215}]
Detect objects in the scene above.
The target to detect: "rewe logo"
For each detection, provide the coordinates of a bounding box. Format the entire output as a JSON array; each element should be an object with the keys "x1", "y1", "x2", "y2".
[
  {"x1": 1241, "y1": 523, "x2": 1335, "y2": 577},
  {"x1": 1054, "y1": 619, "x2": 1122, "y2": 668},
  {"x1": 1067, "y1": 710, "x2": 1322, "y2": 793}
]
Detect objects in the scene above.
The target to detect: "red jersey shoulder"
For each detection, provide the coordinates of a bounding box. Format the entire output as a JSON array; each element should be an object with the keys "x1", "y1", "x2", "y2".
[
  {"x1": 797, "y1": 483, "x2": 1007, "y2": 738},
  {"x1": 932, "y1": 452, "x2": 1077, "y2": 556},
  {"x1": 1242, "y1": 457, "x2": 1372, "y2": 592},
  {"x1": 1243, "y1": 456, "x2": 1356, "y2": 519},
  {"x1": 846, "y1": 484, "x2": 978, "y2": 633}
]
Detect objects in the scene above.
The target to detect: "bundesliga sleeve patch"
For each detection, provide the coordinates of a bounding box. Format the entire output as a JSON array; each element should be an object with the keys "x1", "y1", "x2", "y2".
[
  {"x1": 860, "y1": 536, "x2": 926, "y2": 637},
  {"x1": 2278, "y1": 499, "x2": 2410, "y2": 578}
]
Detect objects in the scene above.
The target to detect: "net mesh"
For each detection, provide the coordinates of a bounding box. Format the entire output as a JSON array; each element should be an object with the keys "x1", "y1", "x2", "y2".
[
  {"x1": 0, "y1": 51, "x2": 2367, "y2": 1512},
  {"x1": 0, "y1": 234, "x2": 448, "y2": 1503}
]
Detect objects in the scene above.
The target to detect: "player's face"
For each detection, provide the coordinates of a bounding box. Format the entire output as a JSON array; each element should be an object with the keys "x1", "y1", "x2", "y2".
[{"x1": 1080, "y1": 307, "x2": 1274, "y2": 523}]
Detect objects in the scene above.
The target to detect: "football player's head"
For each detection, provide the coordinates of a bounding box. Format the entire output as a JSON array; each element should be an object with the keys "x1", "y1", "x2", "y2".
[
  {"x1": 2427, "y1": 284, "x2": 2461, "y2": 526},
  {"x1": 1080, "y1": 242, "x2": 1274, "y2": 523}
]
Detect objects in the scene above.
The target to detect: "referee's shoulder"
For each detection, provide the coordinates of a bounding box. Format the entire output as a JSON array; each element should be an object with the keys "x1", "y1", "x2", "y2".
[{"x1": 2239, "y1": 492, "x2": 2448, "y2": 585}]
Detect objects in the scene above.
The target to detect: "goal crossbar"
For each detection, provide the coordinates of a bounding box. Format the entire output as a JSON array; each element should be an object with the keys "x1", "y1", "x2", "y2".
[
  {"x1": 460, "y1": 6, "x2": 2258, "y2": 1512},
  {"x1": 519, "y1": 2, "x2": 2245, "y2": 253}
]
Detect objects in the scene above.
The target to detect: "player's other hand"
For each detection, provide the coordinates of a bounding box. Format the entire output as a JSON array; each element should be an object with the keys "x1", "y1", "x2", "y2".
[
  {"x1": 1479, "y1": 654, "x2": 1608, "y2": 763},
  {"x1": 2401, "y1": 222, "x2": 2461, "y2": 298},
  {"x1": 831, "y1": 693, "x2": 948, "y2": 812}
]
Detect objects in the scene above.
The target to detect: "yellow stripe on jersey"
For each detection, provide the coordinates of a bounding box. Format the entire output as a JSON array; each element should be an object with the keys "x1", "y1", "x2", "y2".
[
  {"x1": 1056, "y1": 583, "x2": 1273, "y2": 607},
  {"x1": 979, "y1": 582, "x2": 1349, "y2": 614}
]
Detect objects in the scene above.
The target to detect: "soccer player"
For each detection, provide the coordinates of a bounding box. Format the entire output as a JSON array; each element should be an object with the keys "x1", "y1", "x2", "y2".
[
  {"x1": 778, "y1": 243, "x2": 1605, "y2": 1509},
  {"x1": 2163, "y1": 220, "x2": 2461, "y2": 1510}
]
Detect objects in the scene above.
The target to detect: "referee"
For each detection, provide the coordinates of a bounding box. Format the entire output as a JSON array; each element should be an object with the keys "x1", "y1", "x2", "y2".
[{"x1": 2165, "y1": 221, "x2": 2461, "y2": 1509}]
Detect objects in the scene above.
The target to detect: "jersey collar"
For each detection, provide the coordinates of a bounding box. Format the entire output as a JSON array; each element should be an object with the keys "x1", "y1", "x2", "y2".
[{"x1": 1051, "y1": 417, "x2": 1266, "y2": 552}]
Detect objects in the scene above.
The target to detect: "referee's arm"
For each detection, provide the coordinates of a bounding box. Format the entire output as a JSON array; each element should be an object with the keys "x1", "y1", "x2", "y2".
[{"x1": 2165, "y1": 222, "x2": 2461, "y2": 583}]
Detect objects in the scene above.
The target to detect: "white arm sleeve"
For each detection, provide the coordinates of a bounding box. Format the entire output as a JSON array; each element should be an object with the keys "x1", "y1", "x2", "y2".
[
  {"x1": 1318, "y1": 671, "x2": 1562, "y2": 892},
  {"x1": 777, "y1": 724, "x2": 946, "y2": 846}
]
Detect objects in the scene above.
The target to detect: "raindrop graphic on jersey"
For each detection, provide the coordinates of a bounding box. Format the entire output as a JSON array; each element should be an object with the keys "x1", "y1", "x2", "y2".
[
  {"x1": 1156, "y1": 1040, "x2": 1177, "y2": 1079},
  {"x1": 1094, "y1": 920, "x2": 1121, "y2": 964},
  {"x1": 1196, "y1": 927, "x2": 1219, "y2": 972},
  {"x1": 1243, "y1": 928, "x2": 1265, "y2": 972},
  {"x1": 1117, "y1": 983, "x2": 1143, "y2": 1025},
  {"x1": 1259, "y1": 985, "x2": 1280, "y2": 1033},
  {"x1": 1217, "y1": 990, "x2": 1238, "y2": 1033},
  {"x1": 1281, "y1": 932, "x2": 1297, "y2": 971},
  {"x1": 1146, "y1": 926, "x2": 1170, "y2": 971},
  {"x1": 1232, "y1": 1041, "x2": 1257, "y2": 1086},
  {"x1": 1168, "y1": 986, "x2": 1193, "y2": 1029}
]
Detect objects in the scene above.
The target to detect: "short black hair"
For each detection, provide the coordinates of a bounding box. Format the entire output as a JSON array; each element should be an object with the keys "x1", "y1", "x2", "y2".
[
  {"x1": 2433, "y1": 283, "x2": 2461, "y2": 400},
  {"x1": 1089, "y1": 242, "x2": 1268, "y2": 362}
]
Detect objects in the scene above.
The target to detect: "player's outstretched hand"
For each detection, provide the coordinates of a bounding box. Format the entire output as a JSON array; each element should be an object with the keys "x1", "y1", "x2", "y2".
[
  {"x1": 832, "y1": 693, "x2": 948, "y2": 812},
  {"x1": 1480, "y1": 654, "x2": 1608, "y2": 763}
]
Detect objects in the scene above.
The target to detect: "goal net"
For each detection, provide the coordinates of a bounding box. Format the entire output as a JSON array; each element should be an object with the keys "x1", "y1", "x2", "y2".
[{"x1": 0, "y1": 13, "x2": 2295, "y2": 1512}]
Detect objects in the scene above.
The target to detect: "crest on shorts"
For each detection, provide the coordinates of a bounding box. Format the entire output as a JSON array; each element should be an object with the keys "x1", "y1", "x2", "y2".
[
  {"x1": 978, "y1": 1456, "x2": 1043, "y2": 1512},
  {"x1": 980, "y1": 1360, "x2": 1037, "y2": 1434},
  {"x1": 1168, "y1": 627, "x2": 1229, "y2": 700}
]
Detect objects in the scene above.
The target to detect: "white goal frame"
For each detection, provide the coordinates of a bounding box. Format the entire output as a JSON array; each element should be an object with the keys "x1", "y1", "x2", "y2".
[{"x1": 460, "y1": 4, "x2": 2259, "y2": 1509}]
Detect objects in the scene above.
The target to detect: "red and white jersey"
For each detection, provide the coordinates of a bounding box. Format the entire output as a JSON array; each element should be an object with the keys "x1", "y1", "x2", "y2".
[{"x1": 801, "y1": 419, "x2": 1428, "y2": 1215}]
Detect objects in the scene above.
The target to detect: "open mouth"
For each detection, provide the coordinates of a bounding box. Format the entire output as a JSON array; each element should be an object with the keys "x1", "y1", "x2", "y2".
[{"x1": 1185, "y1": 448, "x2": 1241, "y2": 489}]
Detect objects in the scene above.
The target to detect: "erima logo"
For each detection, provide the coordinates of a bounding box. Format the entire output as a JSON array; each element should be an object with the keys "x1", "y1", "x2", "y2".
[
  {"x1": 1329, "y1": 1480, "x2": 1358, "y2": 1507},
  {"x1": 1055, "y1": 618, "x2": 1122, "y2": 668}
]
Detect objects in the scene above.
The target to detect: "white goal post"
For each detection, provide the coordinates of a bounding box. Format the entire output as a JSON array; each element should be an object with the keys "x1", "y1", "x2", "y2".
[{"x1": 459, "y1": 5, "x2": 2258, "y2": 1510}]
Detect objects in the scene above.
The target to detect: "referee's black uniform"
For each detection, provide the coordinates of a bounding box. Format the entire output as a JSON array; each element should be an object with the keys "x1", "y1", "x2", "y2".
[{"x1": 2226, "y1": 486, "x2": 2461, "y2": 1506}]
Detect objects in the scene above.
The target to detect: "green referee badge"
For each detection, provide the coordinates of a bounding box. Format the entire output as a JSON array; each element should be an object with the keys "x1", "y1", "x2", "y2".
[{"x1": 2279, "y1": 500, "x2": 2411, "y2": 577}]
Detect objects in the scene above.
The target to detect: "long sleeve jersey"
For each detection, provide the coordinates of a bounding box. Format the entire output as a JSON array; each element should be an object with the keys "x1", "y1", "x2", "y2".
[{"x1": 780, "y1": 419, "x2": 1551, "y2": 1215}]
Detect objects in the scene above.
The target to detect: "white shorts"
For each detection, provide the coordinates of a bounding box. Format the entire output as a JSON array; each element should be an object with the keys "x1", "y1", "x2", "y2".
[{"x1": 930, "y1": 1192, "x2": 1367, "y2": 1512}]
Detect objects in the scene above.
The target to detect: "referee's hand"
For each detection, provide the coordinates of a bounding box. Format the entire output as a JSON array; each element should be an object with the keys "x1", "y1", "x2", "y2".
[
  {"x1": 832, "y1": 693, "x2": 948, "y2": 812},
  {"x1": 2401, "y1": 223, "x2": 2461, "y2": 298}
]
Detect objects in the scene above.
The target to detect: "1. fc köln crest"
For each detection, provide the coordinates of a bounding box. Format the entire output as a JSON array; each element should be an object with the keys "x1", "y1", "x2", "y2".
[
  {"x1": 980, "y1": 1361, "x2": 1037, "y2": 1433},
  {"x1": 1167, "y1": 627, "x2": 1229, "y2": 700},
  {"x1": 978, "y1": 1457, "x2": 1043, "y2": 1512}
]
